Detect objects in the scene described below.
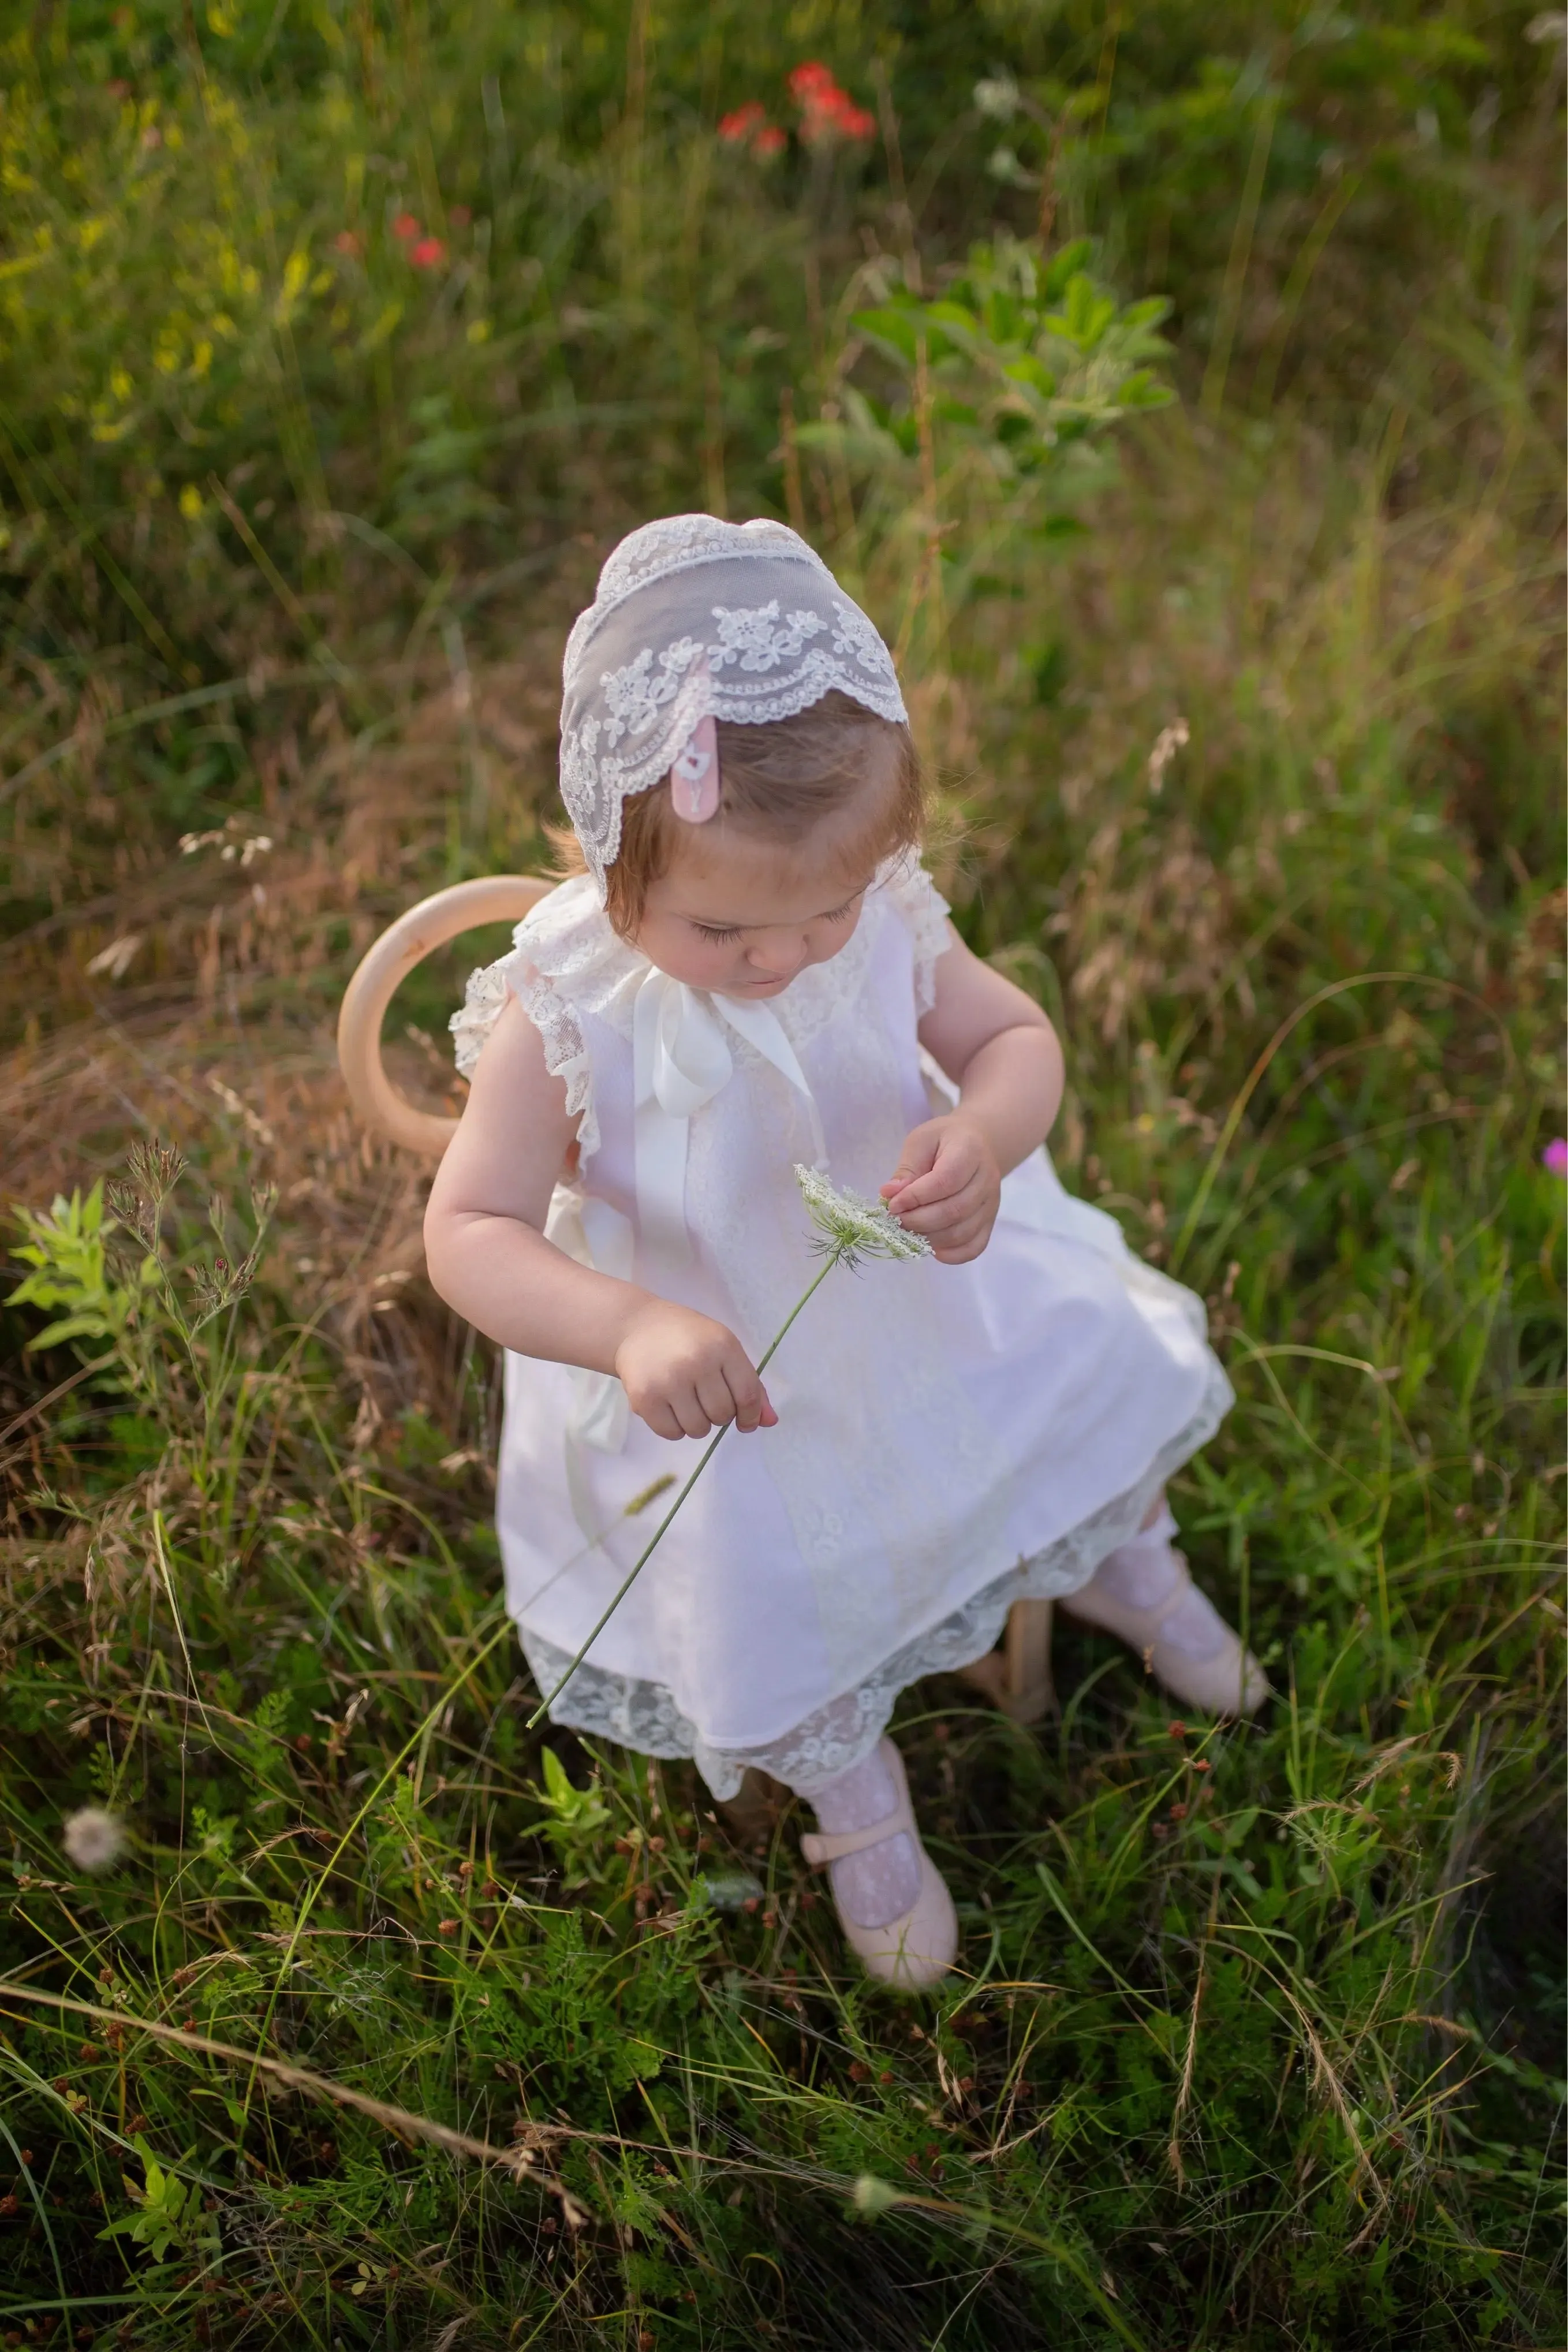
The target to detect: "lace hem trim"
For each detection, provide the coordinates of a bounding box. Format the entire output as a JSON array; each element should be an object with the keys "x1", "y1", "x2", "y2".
[{"x1": 514, "y1": 1360, "x2": 1231, "y2": 1799}]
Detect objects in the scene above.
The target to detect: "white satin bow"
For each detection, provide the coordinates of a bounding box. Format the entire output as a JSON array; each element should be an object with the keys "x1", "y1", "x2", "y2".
[{"x1": 631, "y1": 966, "x2": 823, "y2": 1265}]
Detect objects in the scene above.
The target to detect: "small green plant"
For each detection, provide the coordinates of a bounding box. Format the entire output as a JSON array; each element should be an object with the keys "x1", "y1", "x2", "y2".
[
  {"x1": 9, "y1": 1179, "x2": 155, "y2": 1376},
  {"x1": 10, "y1": 1137, "x2": 279, "y2": 1490},
  {"x1": 9, "y1": 1140, "x2": 276, "y2": 1415},
  {"x1": 846, "y1": 235, "x2": 1173, "y2": 508},
  {"x1": 97, "y1": 2137, "x2": 218, "y2": 2268},
  {"x1": 531, "y1": 1743, "x2": 613, "y2": 1863},
  {"x1": 800, "y1": 234, "x2": 1177, "y2": 663}
]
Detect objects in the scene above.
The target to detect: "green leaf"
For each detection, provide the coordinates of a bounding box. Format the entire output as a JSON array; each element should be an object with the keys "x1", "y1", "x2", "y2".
[{"x1": 850, "y1": 304, "x2": 921, "y2": 365}]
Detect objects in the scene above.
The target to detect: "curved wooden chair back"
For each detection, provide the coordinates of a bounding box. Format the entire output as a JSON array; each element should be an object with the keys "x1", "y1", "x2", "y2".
[{"x1": 335, "y1": 874, "x2": 552, "y2": 1158}]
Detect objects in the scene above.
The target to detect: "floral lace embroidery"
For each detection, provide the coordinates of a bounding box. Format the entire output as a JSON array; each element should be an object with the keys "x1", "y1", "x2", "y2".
[
  {"x1": 558, "y1": 515, "x2": 907, "y2": 895},
  {"x1": 518, "y1": 1365, "x2": 1231, "y2": 1800},
  {"x1": 450, "y1": 862, "x2": 918, "y2": 1099},
  {"x1": 830, "y1": 599, "x2": 902, "y2": 692},
  {"x1": 572, "y1": 515, "x2": 828, "y2": 651},
  {"x1": 710, "y1": 601, "x2": 826, "y2": 672},
  {"x1": 506, "y1": 964, "x2": 599, "y2": 1162},
  {"x1": 449, "y1": 959, "x2": 512, "y2": 1082},
  {"x1": 448, "y1": 878, "x2": 643, "y2": 1164},
  {"x1": 600, "y1": 638, "x2": 703, "y2": 747},
  {"x1": 879, "y1": 853, "x2": 953, "y2": 1014}
]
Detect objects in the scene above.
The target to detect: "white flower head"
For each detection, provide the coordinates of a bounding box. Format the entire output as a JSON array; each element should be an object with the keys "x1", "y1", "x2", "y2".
[
  {"x1": 794, "y1": 1165, "x2": 932, "y2": 1269},
  {"x1": 973, "y1": 74, "x2": 1021, "y2": 121},
  {"x1": 62, "y1": 1807, "x2": 128, "y2": 1873}
]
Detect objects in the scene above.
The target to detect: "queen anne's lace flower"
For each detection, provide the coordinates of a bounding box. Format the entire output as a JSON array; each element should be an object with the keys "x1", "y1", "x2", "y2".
[{"x1": 794, "y1": 1164, "x2": 932, "y2": 1266}]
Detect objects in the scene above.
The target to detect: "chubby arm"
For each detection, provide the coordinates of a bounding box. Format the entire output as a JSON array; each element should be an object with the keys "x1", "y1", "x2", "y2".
[
  {"x1": 423, "y1": 992, "x2": 774, "y2": 1439},
  {"x1": 881, "y1": 927, "x2": 1064, "y2": 1262}
]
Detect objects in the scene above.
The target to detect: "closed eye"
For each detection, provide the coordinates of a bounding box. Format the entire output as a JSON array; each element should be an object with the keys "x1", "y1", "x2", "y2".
[{"x1": 690, "y1": 893, "x2": 862, "y2": 946}]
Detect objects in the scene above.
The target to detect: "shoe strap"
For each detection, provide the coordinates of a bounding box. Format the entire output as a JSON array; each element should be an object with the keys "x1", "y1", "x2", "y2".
[
  {"x1": 799, "y1": 1738, "x2": 920, "y2": 1869},
  {"x1": 800, "y1": 1798, "x2": 917, "y2": 1869}
]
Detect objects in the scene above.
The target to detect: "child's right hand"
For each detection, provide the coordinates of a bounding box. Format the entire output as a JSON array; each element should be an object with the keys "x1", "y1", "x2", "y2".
[{"x1": 614, "y1": 1300, "x2": 778, "y2": 1442}]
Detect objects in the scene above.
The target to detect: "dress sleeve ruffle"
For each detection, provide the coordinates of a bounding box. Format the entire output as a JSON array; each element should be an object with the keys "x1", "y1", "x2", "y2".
[
  {"x1": 449, "y1": 877, "x2": 619, "y2": 1163},
  {"x1": 879, "y1": 853, "x2": 953, "y2": 1015}
]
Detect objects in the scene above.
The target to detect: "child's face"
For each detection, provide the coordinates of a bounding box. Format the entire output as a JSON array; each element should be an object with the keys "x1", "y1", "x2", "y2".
[{"x1": 632, "y1": 819, "x2": 876, "y2": 998}]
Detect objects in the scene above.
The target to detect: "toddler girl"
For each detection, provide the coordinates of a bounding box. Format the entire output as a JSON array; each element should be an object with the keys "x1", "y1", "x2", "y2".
[{"x1": 424, "y1": 515, "x2": 1264, "y2": 1988}]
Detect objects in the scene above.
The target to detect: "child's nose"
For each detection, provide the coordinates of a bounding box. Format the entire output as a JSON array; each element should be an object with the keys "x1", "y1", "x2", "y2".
[{"x1": 746, "y1": 928, "x2": 811, "y2": 975}]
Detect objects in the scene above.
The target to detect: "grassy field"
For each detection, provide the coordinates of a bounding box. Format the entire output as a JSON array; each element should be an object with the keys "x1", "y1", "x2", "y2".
[{"x1": 1, "y1": 5, "x2": 1563, "y2": 2346}]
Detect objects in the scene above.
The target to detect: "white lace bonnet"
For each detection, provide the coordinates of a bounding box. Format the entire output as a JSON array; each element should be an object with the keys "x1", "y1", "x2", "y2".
[{"x1": 559, "y1": 513, "x2": 908, "y2": 897}]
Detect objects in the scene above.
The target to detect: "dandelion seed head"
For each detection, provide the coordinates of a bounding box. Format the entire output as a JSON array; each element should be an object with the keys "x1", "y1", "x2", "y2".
[
  {"x1": 794, "y1": 1165, "x2": 932, "y2": 1266},
  {"x1": 62, "y1": 1807, "x2": 128, "y2": 1872}
]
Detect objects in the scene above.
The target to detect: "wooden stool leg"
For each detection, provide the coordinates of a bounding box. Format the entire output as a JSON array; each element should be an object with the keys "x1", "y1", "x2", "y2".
[
  {"x1": 1003, "y1": 1597, "x2": 1055, "y2": 1723},
  {"x1": 954, "y1": 1596, "x2": 1056, "y2": 1725},
  {"x1": 717, "y1": 1766, "x2": 787, "y2": 1850}
]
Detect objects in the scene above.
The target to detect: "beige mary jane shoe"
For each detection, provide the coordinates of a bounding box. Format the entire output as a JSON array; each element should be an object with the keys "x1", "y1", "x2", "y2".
[
  {"x1": 1059, "y1": 1533, "x2": 1271, "y2": 1718},
  {"x1": 800, "y1": 1738, "x2": 958, "y2": 1990}
]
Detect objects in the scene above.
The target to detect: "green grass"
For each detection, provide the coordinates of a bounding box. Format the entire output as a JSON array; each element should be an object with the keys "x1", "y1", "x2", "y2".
[{"x1": 1, "y1": 5, "x2": 1563, "y2": 2346}]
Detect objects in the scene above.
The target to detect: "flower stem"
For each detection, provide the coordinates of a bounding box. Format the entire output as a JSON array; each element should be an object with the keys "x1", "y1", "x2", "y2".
[{"x1": 524, "y1": 1248, "x2": 843, "y2": 1729}]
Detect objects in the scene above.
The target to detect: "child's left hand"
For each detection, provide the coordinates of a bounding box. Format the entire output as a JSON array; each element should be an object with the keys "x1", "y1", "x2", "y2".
[{"x1": 881, "y1": 1114, "x2": 1002, "y2": 1263}]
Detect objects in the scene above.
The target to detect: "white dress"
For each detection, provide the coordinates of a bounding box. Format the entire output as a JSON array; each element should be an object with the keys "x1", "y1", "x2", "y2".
[{"x1": 452, "y1": 858, "x2": 1233, "y2": 1799}]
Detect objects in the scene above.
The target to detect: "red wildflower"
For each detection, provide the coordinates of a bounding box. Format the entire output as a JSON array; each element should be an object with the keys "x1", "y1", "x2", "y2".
[
  {"x1": 409, "y1": 237, "x2": 446, "y2": 269},
  {"x1": 333, "y1": 229, "x2": 361, "y2": 256},
  {"x1": 391, "y1": 212, "x2": 421, "y2": 241},
  {"x1": 790, "y1": 61, "x2": 875, "y2": 145},
  {"x1": 718, "y1": 101, "x2": 766, "y2": 144},
  {"x1": 754, "y1": 125, "x2": 786, "y2": 158}
]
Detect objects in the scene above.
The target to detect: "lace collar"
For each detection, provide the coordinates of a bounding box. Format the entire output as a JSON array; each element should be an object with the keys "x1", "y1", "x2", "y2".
[{"x1": 509, "y1": 868, "x2": 888, "y2": 1058}]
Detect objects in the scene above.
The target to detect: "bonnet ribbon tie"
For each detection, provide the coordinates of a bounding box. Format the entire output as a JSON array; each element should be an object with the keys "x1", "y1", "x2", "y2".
[{"x1": 632, "y1": 966, "x2": 823, "y2": 1265}]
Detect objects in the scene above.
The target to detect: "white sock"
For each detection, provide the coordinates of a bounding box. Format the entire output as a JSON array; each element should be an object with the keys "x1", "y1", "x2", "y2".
[
  {"x1": 1085, "y1": 1512, "x2": 1230, "y2": 1664},
  {"x1": 797, "y1": 1747, "x2": 921, "y2": 1931}
]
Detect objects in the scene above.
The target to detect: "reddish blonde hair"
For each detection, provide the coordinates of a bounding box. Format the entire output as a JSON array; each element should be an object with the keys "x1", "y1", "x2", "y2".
[{"x1": 551, "y1": 691, "x2": 924, "y2": 935}]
